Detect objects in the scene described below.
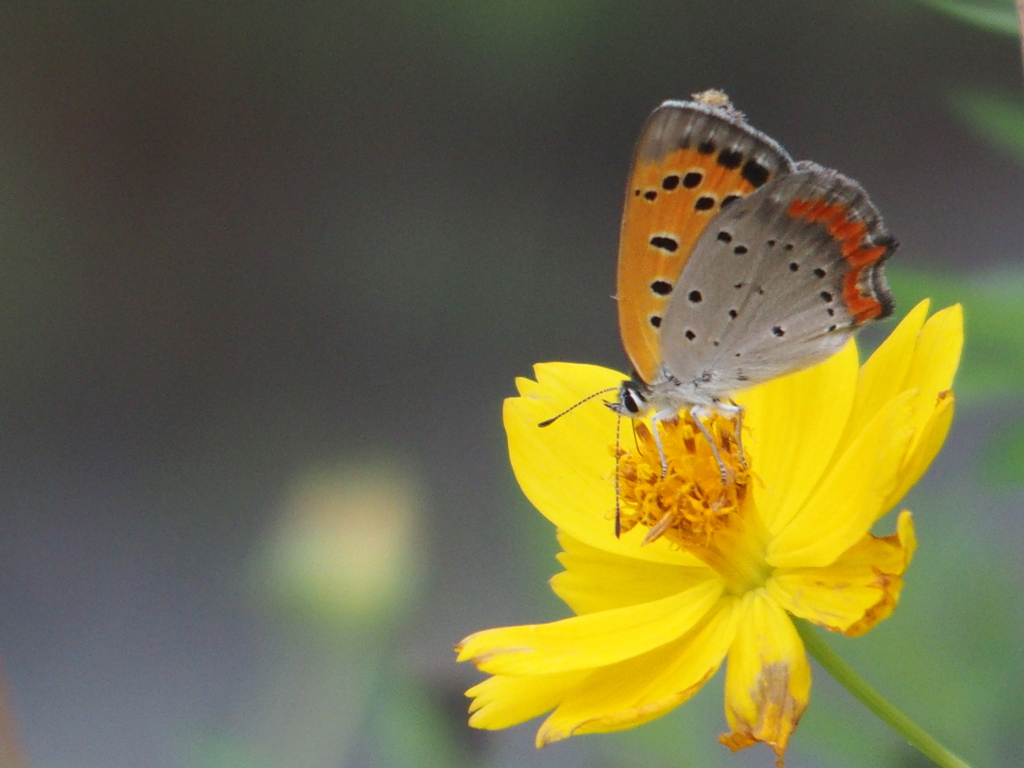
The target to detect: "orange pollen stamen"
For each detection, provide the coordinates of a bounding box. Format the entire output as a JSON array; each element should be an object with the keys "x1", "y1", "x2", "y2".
[
  {"x1": 617, "y1": 414, "x2": 748, "y2": 545},
  {"x1": 616, "y1": 413, "x2": 770, "y2": 593}
]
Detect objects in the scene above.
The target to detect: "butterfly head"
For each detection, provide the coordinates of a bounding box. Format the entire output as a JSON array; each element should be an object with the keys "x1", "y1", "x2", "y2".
[{"x1": 606, "y1": 378, "x2": 650, "y2": 419}]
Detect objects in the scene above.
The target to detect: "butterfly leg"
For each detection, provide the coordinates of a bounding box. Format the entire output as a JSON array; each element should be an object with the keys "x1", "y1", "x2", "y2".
[
  {"x1": 689, "y1": 405, "x2": 729, "y2": 484},
  {"x1": 649, "y1": 411, "x2": 671, "y2": 479},
  {"x1": 715, "y1": 400, "x2": 747, "y2": 469}
]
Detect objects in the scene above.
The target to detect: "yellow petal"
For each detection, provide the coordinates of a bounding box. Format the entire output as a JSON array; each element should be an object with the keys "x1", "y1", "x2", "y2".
[
  {"x1": 536, "y1": 597, "x2": 741, "y2": 744},
  {"x1": 883, "y1": 392, "x2": 955, "y2": 512},
  {"x1": 880, "y1": 305, "x2": 962, "y2": 508},
  {"x1": 767, "y1": 510, "x2": 917, "y2": 636},
  {"x1": 456, "y1": 578, "x2": 722, "y2": 675},
  {"x1": 829, "y1": 303, "x2": 962, "y2": 510},
  {"x1": 550, "y1": 531, "x2": 714, "y2": 615},
  {"x1": 836, "y1": 299, "x2": 930, "y2": 451},
  {"x1": 766, "y1": 390, "x2": 916, "y2": 569},
  {"x1": 720, "y1": 590, "x2": 810, "y2": 766},
  {"x1": 735, "y1": 341, "x2": 858, "y2": 535},
  {"x1": 505, "y1": 362, "x2": 697, "y2": 565},
  {"x1": 903, "y1": 304, "x2": 963, "y2": 413},
  {"x1": 466, "y1": 670, "x2": 588, "y2": 730}
]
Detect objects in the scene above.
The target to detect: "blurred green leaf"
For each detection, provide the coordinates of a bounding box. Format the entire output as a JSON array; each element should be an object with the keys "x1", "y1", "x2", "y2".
[
  {"x1": 949, "y1": 89, "x2": 1024, "y2": 164},
  {"x1": 367, "y1": 669, "x2": 474, "y2": 768},
  {"x1": 917, "y1": 0, "x2": 1021, "y2": 35},
  {"x1": 189, "y1": 739, "x2": 266, "y2": 768},
  {"x1": 983, "y1": 417, "x2": 1024, "y2": 483},
  {"x1": 888, "y1": 266, "x2": 1024, "y2": 401},
  {"x1": 825, "y1": 479, "x2": 1024, "y2": 768}
]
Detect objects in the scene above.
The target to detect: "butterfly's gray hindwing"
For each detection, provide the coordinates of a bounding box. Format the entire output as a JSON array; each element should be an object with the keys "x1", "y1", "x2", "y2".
[{"x1": 655, "y1": 162, "x2": 896, "y2": 404}]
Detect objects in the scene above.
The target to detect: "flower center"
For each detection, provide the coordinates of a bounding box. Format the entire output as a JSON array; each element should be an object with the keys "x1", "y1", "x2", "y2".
[{"x1": 616, "y1": 413, "x2": 770, "y2": 594}]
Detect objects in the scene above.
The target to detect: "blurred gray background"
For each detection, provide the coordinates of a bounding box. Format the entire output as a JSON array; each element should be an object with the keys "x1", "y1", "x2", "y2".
[{"x1": 0, "y1": 2, "x2": 1022, "y2": 767}]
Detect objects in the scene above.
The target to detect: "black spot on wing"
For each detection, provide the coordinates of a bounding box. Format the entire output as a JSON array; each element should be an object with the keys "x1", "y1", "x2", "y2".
[
  {"x1": 650, "y1": 316, "x2": 662, "y2": 328},
  {"x1": 772, "y1": 326, "x2": 785, "y2": 337},
  {"x1": 695, "y1": 196, "x2": 715, "y2": 211},
  {"x1": 651, "y1": 280, "x2": 673, "y2": 296},
  {"x1": 721, "y1": 194, "x2": 740, "y2": 208},
  {"x1": 683, "y1": 171, "x2": 703, "y2": 188},
  {"x1": 717, "y1": 148, "x2": 743, "y2": 169},
  {"x1": 662, "y1": 175, "x2": 679, "y2": 190},
  {"x1": 698, "y1": 139, "x2": 716, "y2": 155},
  {"x1": 741, "y1": 159, "x2": 770, "y2": 188},
  {"x1": 688, "y1": 290, "x2": 702, "y2": 303},
  {"x1": 685, "y1": 329, "x2": 696, "y2": 340},
  {"x1": 644, "y1": 190, "x2": 657, "y2": 201},
  {"x1": 650, "y1": 236, "x2": 678, "y2": 253},
  {"x1": 717, "y1": 231, "x2": 732, "y2": 243}
]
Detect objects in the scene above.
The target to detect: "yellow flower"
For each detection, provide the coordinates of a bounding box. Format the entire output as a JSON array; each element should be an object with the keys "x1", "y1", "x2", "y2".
[{"x1": 455, "y1": 300, "x2": 962, "y2": 765}]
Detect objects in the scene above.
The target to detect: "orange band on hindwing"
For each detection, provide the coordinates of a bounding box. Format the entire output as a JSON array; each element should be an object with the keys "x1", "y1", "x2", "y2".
[{"x1": 786, "y1": 198, "x2": 892, "y2": 323}]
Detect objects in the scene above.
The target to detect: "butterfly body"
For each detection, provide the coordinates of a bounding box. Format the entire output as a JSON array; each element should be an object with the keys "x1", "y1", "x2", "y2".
[{"x1": 611, "y1": 94, "x2": 896, "y2": 432}]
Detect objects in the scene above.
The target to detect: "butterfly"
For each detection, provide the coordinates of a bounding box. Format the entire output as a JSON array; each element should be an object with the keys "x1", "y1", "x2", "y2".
[
  {"x1": 609, "y1": 90, "x2": 896, "y2": 476},
  {"x1": 542, "y1": 90, "x2": 896, "y2": 505}
]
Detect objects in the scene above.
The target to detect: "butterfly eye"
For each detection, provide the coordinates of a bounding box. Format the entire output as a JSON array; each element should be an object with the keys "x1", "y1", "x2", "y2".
[{"x1": 618, "y1": 383, "x2": 646, "y2": 414}]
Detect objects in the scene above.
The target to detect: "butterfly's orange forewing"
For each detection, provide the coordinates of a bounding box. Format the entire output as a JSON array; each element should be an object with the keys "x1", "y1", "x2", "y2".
[{"x1": 616, "y1": 101, "x2": 791, "y2": 383}]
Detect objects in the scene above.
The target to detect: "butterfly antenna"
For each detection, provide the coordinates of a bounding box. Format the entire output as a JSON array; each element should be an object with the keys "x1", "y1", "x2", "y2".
[
  {"x1": 537, "y1": 387, "x2": 619, "y2": 427},
  {"x1": 614, "y1": 410, "x2": 622, "y2": 538}
]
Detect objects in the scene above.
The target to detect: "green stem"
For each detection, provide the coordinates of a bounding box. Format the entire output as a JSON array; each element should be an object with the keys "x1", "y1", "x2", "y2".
[{"x1": 794, "y1": 620, "x2": 973, "y2": 768}]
